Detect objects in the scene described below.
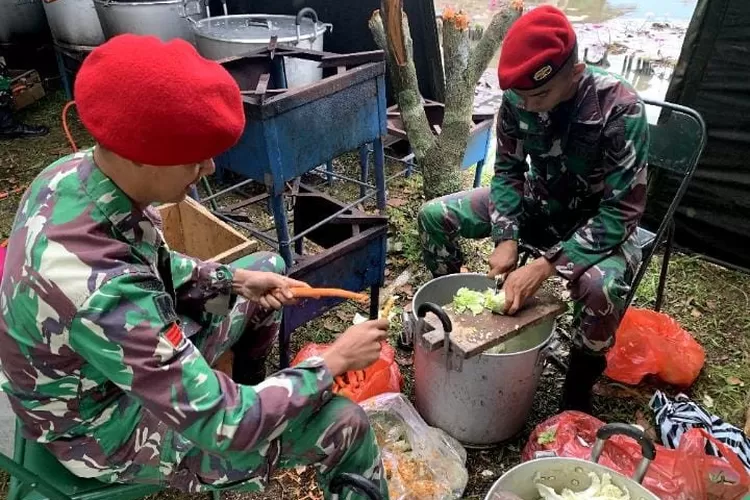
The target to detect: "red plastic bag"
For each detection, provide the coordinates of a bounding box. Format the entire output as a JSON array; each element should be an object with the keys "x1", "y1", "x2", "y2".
[
  {"x1": 523, "y1": 411, "x2": 750, "y2": 500},
  {"x1": 292, "y1": 341, "x2": 403, "y2": 402},
  {"x1": 605, "y1": 307, "x2": 706, "y2": 387}
]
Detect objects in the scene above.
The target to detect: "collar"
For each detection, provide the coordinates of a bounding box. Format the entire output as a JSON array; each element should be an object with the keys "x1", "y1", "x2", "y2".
[
  {"x1": 568, "y1": 66, "x2": 605, "y2": 126},
  {"x1": 78, "y1": 149, "x2": 163, "y2": 264}
]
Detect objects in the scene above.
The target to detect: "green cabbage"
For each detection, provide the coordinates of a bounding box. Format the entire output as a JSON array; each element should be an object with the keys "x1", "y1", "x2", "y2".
[
  {"x1": 451, "y1": 287, "x2": 507, "y2": 315},
  {"x1": 536, "y1": 472, "x2": 630, "y2": 500}
]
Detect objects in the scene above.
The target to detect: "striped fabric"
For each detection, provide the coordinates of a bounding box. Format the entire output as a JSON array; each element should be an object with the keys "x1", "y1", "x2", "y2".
[{"x1": 650, "y1": 391, "x2": 750, "y2": 473}]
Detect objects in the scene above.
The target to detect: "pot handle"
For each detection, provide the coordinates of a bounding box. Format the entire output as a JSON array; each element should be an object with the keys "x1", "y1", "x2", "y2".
[
  {"x1": 330, "y1": 473, "x2": 382, "y2": 500},
  {"x1": 179, "y1": 0, "x2": 202, "y2": 18},
  {"x1": 296, "y1": 7, "x2": 319, "y2": 26},
  {"x1": 416, "y1": 302, "x2": 452, "y2": 333},
  {"x1": 591, "y1": 423, "x2": 656, "y2": 484}
]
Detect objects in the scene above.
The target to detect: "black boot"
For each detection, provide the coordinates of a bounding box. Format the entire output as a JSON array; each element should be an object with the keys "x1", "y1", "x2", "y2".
[
  {"x1": 0, "y1": 103, "x2": 49, "y2": 139},
  {"x1": 560, "y1": 345, "x2": 607, "y2": 414},
  {"x1": 232, "y1": 355, "x2": 267, "y2": 386}
]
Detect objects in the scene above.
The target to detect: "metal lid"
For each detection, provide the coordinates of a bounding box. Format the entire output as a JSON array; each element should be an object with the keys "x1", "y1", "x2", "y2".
[{"x1": 194, "y1": 14, "x2": 328, "y2": 44}]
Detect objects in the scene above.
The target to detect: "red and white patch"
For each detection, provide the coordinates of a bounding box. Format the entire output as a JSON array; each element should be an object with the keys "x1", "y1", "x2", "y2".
[{"x1": 164, "y1": 323, "x2": 185, "y2": 349}]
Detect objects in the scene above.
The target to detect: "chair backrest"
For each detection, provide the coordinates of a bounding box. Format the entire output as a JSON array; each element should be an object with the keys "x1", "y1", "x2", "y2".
[{"x1": 626, "y1": 99, "x2": 707, "y2": 305}]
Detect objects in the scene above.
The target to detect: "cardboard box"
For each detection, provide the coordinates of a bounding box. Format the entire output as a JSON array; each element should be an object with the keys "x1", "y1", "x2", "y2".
[
  {"x1": 157, "y1": 196, "x2": 257, "y2": 263},
  {"x1": 10, "y1": 69, "x2": 45, "y2": 111}
]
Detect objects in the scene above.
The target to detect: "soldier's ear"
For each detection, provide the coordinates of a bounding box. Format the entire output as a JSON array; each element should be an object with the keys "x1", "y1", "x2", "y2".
[{"x1": 572, "y1": 62, "x2": 586, "y2": 81}]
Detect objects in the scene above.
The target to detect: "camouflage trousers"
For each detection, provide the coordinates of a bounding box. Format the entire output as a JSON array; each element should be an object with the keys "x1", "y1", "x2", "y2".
[
  {"x1": 417, "y1": 188, "x2": 641, "y2": 353},
  {"x1": 81, "y1": 251, "x2": 387, "y2": 499}
]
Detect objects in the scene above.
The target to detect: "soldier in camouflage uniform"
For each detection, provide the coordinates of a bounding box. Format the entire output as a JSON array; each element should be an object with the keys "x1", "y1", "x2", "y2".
[
  {"x1": 0, "y1": 57, "x2": 49, "y2": 138},
  {"x1": 418, "y1": 6, "x2": 649, "y2": 413},
  {"x1": 0, "y1": 35, "x2": 389, "y2": 500}
]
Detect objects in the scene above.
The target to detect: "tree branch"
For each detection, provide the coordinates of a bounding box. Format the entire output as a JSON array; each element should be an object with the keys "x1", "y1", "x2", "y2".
[
  {"x1": 369, "y1": 9, "x2": 436, "y2": 159},
  {"x1": 468, "y1": 1, "x2": 524, "y2": 83}
]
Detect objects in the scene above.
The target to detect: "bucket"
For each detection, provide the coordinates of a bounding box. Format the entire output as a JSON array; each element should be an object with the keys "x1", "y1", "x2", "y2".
[{"x1": 411, "y1": 273, "x2": 557, "y2": 447}]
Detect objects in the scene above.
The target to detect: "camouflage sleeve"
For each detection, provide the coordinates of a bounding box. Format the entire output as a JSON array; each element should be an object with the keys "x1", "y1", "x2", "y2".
[
  {"x1": 69, "y1": 272, "x2": 335, "y2": 454},
  {"x1": 489, "y1": 96, "x2": 528, "y2": 244},
  {"x1": 549, "y1": 100, "x2": 649, "y2": 281},
  {"x1": 169, "y1": 250, "x2": 236, "y2": 316}
]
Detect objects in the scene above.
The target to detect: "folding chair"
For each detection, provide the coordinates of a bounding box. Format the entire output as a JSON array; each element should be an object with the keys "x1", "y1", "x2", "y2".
[{"x1": 519, "y1": 98, "x2": 708, "y2": 311}]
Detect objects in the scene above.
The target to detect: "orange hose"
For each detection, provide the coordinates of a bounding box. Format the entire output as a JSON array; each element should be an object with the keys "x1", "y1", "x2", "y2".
[
  {"x1": 62, "y1": 101, "x2": 78, "y2": 153},
  {"x1": 289, "y1": 287, "x2": 369, "y2": 303}
]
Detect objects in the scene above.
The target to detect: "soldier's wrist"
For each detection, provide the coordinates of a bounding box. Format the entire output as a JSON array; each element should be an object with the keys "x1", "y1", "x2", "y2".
[{"x1": 320, "y1": 350, "x2": 347, "y2": 378}]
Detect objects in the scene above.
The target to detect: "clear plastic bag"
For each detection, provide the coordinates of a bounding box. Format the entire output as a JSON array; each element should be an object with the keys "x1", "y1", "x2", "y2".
[{"x1": 359, "y1": 392, "x2": 468, "y2": 500}]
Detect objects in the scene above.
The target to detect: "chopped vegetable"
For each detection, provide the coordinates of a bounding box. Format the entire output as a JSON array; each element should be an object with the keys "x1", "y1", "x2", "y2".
[
  {"x1": 451, "y1": 287, "x2": 507, "y2": 316},
  {"x1": 537, "y1": 428, "x2": 557, "y2": 445},
  {"x1": 536, "y1": 472, "x2": 630, "y2": 500},
  {"x1": 484, "y1": 288, "x2": 507, "y2": 315},
  {"x1": 452, "y1": 288, "x2": 487, "y2": 315}
]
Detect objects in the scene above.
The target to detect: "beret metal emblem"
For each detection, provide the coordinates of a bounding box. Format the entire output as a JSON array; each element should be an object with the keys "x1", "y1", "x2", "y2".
[{"x1": 533, "y1": 65, "x2": 553, "y2": 82}]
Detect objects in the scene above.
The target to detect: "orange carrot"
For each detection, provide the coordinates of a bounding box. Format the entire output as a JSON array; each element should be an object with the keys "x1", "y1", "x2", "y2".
[{"x1": 290, "y1": 287, "x2": 369, "y2": 303}]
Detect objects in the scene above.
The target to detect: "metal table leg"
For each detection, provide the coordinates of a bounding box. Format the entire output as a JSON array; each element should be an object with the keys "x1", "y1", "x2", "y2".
[
  {"x1": 271, "y1": 192, "x2": 294, "y2": 266},
  {"x1": 359, "y1": 143, "x2": 370, "y2": 199},
  {"x1": 373, "y1": 137, "x2": 386, "y2": 211},
  {"x1": 54, "y1": 48, "x2": 72, "y2": 101},
  {"x1": 473, "y1": 160, "x2": 485, "y2": 188}
]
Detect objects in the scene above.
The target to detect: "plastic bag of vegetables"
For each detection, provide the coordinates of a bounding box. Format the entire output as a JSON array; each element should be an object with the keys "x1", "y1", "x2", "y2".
[{"x1": 359, "y1": 392, "x2": 468, "y2": 500}]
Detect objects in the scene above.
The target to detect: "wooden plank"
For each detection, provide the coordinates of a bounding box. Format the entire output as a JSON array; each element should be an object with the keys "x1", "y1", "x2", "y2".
[{"x1": 421, "y1": 293, "x2": 567, "y2": 359}]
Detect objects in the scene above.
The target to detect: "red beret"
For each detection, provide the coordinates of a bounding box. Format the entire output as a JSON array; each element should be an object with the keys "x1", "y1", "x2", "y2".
[
  {"x1": 74, "y1": 34, "x2": 245, "y2": 166},
  {"x1": 498, "y1": 5, "x2": 577, "y2": 91}
]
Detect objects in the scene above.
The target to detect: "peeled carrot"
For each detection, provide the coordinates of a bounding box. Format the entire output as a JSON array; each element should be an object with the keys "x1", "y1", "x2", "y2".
[{"x1": 290, "y1": 287, "x2": 369, "y2": 304}]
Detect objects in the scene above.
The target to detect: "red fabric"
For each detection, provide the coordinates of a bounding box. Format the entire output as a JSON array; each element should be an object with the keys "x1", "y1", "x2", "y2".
[
  {"x1": 498, "y1": 5, "x2": 577, "y2": 90},
  {"x1": 74, "y1": 34, "x2": 245, "y2": 166},
  {"x1": 164, "y1": 323, "x2": 184, "y2": 348}
]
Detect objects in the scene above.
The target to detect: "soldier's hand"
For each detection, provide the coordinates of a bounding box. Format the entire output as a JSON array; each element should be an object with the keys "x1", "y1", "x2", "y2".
[
  {"x1": 488, "y1": 240, "x2": 519, "y2": 278},
  {"x1": 321, "y1": 320, "x2": 390, "y2": 377},
  {"x1": 501, "y1": 257, "x2": 555, "y2": 315},
  {"x1": 232, "y1": 270, "x2": 310, "y2": 310}
]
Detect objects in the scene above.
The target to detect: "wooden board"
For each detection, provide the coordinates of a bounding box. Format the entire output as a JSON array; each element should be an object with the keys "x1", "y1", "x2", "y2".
[
  {"x1": 157, "y1": 197, "x2": 258, "y2": 264},
  {"x1": 421, "y1": 292, "x2": 567, "y2": 360}
]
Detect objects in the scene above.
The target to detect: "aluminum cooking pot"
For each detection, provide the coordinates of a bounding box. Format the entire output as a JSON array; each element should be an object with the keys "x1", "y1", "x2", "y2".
[
  {"x1": 484, "y1": 423, "x2": 660, "y2": 500},
  {"x1": 190, "y1": 7, "x2": 332, "y2": 88}
]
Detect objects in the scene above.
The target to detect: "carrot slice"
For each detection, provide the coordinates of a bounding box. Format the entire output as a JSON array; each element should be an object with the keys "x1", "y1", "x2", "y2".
[{"x1": 290, "y1": 287, "x2": 369, "y2": 303}]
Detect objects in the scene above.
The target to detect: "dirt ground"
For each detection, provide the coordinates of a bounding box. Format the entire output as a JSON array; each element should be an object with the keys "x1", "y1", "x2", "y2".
[{"x1": 1, "y1": 92, "x2": 749, "y2": 500}]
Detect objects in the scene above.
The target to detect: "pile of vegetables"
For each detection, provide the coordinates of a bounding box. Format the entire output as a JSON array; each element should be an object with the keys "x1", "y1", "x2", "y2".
[
  {"x1": 452, "y1": 287, "x2": 507, "y2": 315},
  {"x1": 536, "y1": 472, "x2": 630, "y2": 500}
]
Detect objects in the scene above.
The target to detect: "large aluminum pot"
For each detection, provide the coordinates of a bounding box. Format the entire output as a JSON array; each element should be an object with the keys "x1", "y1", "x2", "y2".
[
  {"x1": 485, "y1": 424, "x2": 659, "y2": 500},
  {"x1": 409, "y1": 273, "x2": 558, "y2": 447},
  {"x1": 94, "y1": 0, "x2": 206, "y2": 45},
  {"x1": 0, "y1": 0, "x2": 48, "y2": 44},
  {"x1": 191, "y1": 7, "x2": 332, "y2": 88},
  {"x1": 43, "y1": 0, "x2": 105, "y2": 48}
]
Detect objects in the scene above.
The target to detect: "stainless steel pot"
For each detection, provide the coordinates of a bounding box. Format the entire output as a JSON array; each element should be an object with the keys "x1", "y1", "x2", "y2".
[
  {"x1": 0, "y1": 0, "x2": 48, "y2": 44},
  {"x1": 94, "y1": 0, "x2": 206, "y2": 44},
  {"x1": 43, "y1": 0, "x2": 105, "y2": 49},
  {"x1": 409, "y1": 273, "x2": 558, "y2": 447},
  {"x1": 484, "y1": 424, "x2": 660, "y2": 500},
  {"x1": 191, "y1": 7, "x2": 332, "y2": 88}
]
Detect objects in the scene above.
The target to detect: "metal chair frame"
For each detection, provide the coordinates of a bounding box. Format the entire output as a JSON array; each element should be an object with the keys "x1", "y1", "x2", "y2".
[{"x1": 519, "y1": 98, "x2": 707, "y2": 312}]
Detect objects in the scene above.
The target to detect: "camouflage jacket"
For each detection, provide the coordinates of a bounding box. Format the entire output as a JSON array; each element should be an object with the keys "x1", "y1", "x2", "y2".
[
  {"x1": 0, "y1": 151, "x2": 333, "y2": 475},
  {"x1": 490, "y1": 66, "x2": 649, "y2": 281}
]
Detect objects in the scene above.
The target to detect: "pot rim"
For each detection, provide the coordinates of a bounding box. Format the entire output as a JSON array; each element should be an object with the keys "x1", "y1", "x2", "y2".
[
  {"x1": 411, "y1": 272, "x2": 556, "y2": 357},
  {"x1": 93, "y1": 0, "x2": 186, "y2": 6},
  {"x1": 191, "y1": 14, "x2": 328, "y2": 45},
  {"x1": 487, "y1": 456, "x2": 659, "y2": 500}
]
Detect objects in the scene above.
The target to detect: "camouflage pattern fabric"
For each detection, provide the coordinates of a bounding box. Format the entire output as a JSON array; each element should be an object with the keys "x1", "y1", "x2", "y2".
[
  {"x1": 0, "y1": 59, "x2": 12, "y2": 108},
  {"x1": 418, "y1": 66, "x2": 649, "y2": 352},
  {"x1": 0, "y1": 149, "x2": 387, "y2": 499}
]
